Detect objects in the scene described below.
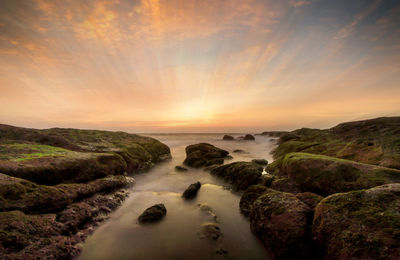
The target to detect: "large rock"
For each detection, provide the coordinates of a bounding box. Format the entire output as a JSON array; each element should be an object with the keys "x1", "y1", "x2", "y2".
[
  {"x1": 0, "y1": 124, "x2": 171, "y2": 184},
  {"x1": 313, "y1": 184, "x2": 400, "y2": 260},
  {"x1": 210, "y1": 162, "x2": 263, "y2": 190},
  {"x1": 222, "y1": 135, "x2": 234, "y2": 141},
  {"x1": 0, "y1": 173, "x2": 134, "y2": 214},
  {"x1": 271, "y1": 117, "x2": 400, "y2": 169},
  {"x1": 182, "y1": 182, "x2": 201, "y2": 199},
  {"x1": 239, "y1": 185, "x2": 268, "y2": 217},
  {"x1": 138, "y1": 204, "x2": 167, "y2": 223},
  {"x1": 295, "y1": 192, "x2": 323, "y2": 210},
  {"x1": 267, "y1": 152, "x2": 400, "y2": 196},
  {"x1": 243, "y1": 134, "x2": 255, "y2": 140},
  {"x1": 183, "y1": 143, "x2": 229, "y2": 168},
  {"x1": 249, "y1": 189, "x2": 312, "y2": 259}
]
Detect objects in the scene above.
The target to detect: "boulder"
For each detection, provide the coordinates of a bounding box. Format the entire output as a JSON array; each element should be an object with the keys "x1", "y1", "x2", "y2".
[
  {"x1": 259, "y1": 174, "x2": 275, "y2": 187},
  {"x1": 138, "y1": 204, "x2": 167, "y2": 223},
  {"x1": 210, "y1": 162, "x2": 263, "y2": 190},
  {"x1": 252, "y1": 159, "x2": 268, "y2": 165},
  {"x1": 222, "y1": 135, "x2": 234, "y2": 141},
  {"x1": 182, "y1": 182, "x2": 201, "y2": 199},
  {"x1": 239, "y1": 185, "x2": 268, "y2": 217},
  {"x1": 267, "y1": 152, "x2": 400, "y2": 196},
  {"x1": 249, "y1": 189, "x2": 312, "y2": 259},
  {"x1": 183, "y1": 143, "x2": 229, "y2": 168},
  {"x1": 295, "y1": 192, "x2": 323, "y2": 209},
  {"x1": 270, "y1": 177, "x2": 302, "y2": 194},
  {"x1": 175, "y1": 165, "x2": 188, "y2": 172},
  {"x1": 244, "y1": 134, "x2": 255, "y2": 141},
  {"x1": 313, "y1": 184, "x2": 400, "y2": 259}
]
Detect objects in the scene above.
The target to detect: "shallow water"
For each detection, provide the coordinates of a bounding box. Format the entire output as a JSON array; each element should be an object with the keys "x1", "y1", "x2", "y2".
[{"x1": 78, "y1": 134, "x2": 277, "y2": 260}]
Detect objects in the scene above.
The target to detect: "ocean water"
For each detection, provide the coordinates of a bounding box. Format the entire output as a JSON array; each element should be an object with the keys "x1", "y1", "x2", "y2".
[{"x1": 78, "y1": 134, "x2": 277, "y2": 260}]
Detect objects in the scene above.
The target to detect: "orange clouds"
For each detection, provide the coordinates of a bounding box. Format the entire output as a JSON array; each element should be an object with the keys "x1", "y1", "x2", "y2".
[{"x1": 0, "y1": 0, "x2": 399, "y2": 132}]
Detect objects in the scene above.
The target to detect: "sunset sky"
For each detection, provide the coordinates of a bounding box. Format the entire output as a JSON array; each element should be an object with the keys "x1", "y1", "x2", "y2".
[{"x1": 0, "y1": 0, "x2": 399, "y2": 132}]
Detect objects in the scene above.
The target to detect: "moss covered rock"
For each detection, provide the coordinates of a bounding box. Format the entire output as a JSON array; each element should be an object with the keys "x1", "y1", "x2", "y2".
[
  {"x1": 0, "y1": 124, "x2": 171, "y2": 184},
  {"x1": 271, "y1": 117, "x2": 400, "y2": 169},
  {"x1": 183, "y1": 143, "x2": 229, "y2": 168},
  {"x1": 267, "y1": 152, "x2": 400, "y2": 196},
  {"x1": 210, "y1": 162, "x2": 263, "y2": 190},
  {"x1": 313, "y1": 183, "x2": 400, "y2": 259},
  {"x1": 249, "y1": 189, "x2": 312, "y2": 259},
  {"x1": 0, "y1": 173, "x2": 134, "y2": 214},
  {"x1": 295, "y1": 192, "x2": 323, "y2": 210},
  {"x1": 239, "y1": 185, "x2": 268, "y2": 217}
]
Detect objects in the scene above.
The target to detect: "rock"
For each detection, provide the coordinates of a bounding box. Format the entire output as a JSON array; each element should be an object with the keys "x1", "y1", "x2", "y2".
[
  {"x1": 270, "y1": 177, "x2": 302, "y2": 194},
  {"x1": 0, "y1": 125, "x2": 171, "y2": 184},
  {"x1": 295, "y1": 192, "x2": 323, "y2": 209},
  {"x1": 198, "y1": 203, "x2": 218, "y2": 222},
  {"x1": 210, "y1": 162, "x2": 263, "y2": 190},
  {"x1": 267, "y1": 152, "x2": 400, "y2": 196},
  {"x1": 271, "y1": 117, "x2": 400, "y2": 169},
  {"x1": 313, "y1": 183, "x2": 400, "y2": 259},
  {"x1": 249, "y1": 189, "x2": 312, "y2": 259},
  {"x1": 261, "y1": 131, "x2": 288, "y2": 137},
  {"x1": 239, "y1": 185, "x2": 268, "y2": 217},
  {"x1": 232, "y1": 149, "x2": 246, "y2": 153},
  {"x1": 138, "y1": 204, "x2": 167, "y2": 223},
  {"x1": 175, "y1": 165, "x2": 188, "y2": 172},
  {"x1": 199, "y1": 222, "x2": 223, "y2": 241},
  {"x1": 222, "y1": 135, "x2": 234, "y2": 141},
  {"x1": 259, "y1": 174, "x2": 274, "y2": 187},
  {"x1": 0, "y1": 173, "x2": 134, "y2": 214},
  {"x1": 252, "y1": 159, "x2": 268, "y2": 165},
  {"x1": 245, "y1": 134, "x2": 255, "y2": 140},
  {"x1": 182, "y1": 182, "x2": 201, "y2": 199},
  {"x1": 225, "y1": 155, "x2": 233, "y2": 160},
  {"x1": 183, "y1": 143, "x2": 229, "y2": 168}
]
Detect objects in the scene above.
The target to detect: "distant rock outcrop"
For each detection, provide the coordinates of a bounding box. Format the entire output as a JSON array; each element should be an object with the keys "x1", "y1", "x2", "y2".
[
  {"x1": 183, "y1": 143, "x2": 229, "y2": 168},
  {"x1": 222, "y1": 135, "x2": 234, "y2": 140}
]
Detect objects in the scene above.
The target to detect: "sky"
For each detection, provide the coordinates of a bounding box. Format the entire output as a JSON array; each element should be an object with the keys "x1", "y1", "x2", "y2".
[{"x1": 0, "y1": 0, "x2": 399, "y2": 133}]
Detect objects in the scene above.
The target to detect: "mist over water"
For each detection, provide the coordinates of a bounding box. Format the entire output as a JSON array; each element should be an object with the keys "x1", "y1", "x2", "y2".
[{"x1": 78, "y1": 134, "x2": 277, "y2": 259}]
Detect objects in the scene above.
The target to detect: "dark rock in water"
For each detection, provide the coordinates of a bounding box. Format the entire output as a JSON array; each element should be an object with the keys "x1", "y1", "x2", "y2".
[
  {"x1": 252, "y1": 159, "x2": 268, "y2": 165},
  {"x1": 295, "y1": 192, "x2": 323, "y2": 210},
  {"x1": 244, "y1": 134, "x2": 255, "y2": 140},
  {"x1": 199, "y1": 222, "x2": 223, "y2": 241},
  {"x1": 183, "y1": 143, "x2": 229, "y2": 168},
  {"x1": 225, "y1": 155, "x2": 233, "y2": 160},
  {"x1": 182, "y1": 182, "x2": 201, "y2": 199},
  {"x1": 233, "y1": 149, "x2": 246, "y2": 153},
  {"x1": 240, "y1": 185, "x2": 268, "y2": 217},
  {"x1": 222, "y1": 135, "x2": 234, "y2": 140},
  {"x1": 175, "y1": 165, "x2": 188, "y2": 172},
  {"x1": 266, "y1": 152, "x2": 400, "y2": 196},
  {"x1": 313, "y1": 183, "x2": 400, "y2": 260},
  {"x1": 138, "y1": 204, "x2": 167, "y2": 223},
  {"x1": 249, "y1": 189, "x2": 312, "y2": 259},
  {"x1": 210, "y1": 162, "x2": 262, "y2": 190}
]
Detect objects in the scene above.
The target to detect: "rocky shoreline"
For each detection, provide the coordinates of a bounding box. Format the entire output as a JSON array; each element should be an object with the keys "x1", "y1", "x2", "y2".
[
  {"x1": 182, "y1": 117, "x2": 400, "y2": 259},
  {"x1": 0, "y1": 124, "x2": 171, "y2": 259}
]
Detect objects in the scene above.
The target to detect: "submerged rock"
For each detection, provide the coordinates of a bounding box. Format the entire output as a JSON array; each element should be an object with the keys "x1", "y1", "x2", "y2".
[
  {"x1": 199, "y1": 222, "x2": 223, "y2": 241},
  {"x1": 138, "y1": 204, "x2": 167, "y2": 223},
  {"x1": 232, "y1": 149, "x2": 247, "y2": 154},
  {"x1": 210, "y1": 162, "x2": 263, "y2": 190},
  {"x1": 249, "y1": 189, "x2": 312, "y2": 259},
  {"x1": 313, "y1": 183, "x2": 400, "y2": 259},
  {"x1": 198, "y1": 203, "x2": 218, "y2": 222},
  {"x1": 175, "y1": 165, "x2": 188, "y2": 172},
  {"x1": 251, "y1": 159, "x2": 268, "y2": 165},
  {"x1": 182, "y1": 182, "x2": 201, "y2": 199},
  {"x1": 267, "y1": 152, "x2": 400, "y2": 196},
  {"x1": 222, "y1": 135, "x2": 234, "y2": 141},
  {"x1": 183, "y1": 143, "x2": 229, "y2": 168}
]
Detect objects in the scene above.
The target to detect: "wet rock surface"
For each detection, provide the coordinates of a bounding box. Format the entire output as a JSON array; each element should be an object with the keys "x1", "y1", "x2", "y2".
[
  {"x1": 138, "y1": 204, "x2": 167, "y2": 223},
  {"x1": 210, "y1": 162, "x2": 263, "y2": 190},
  {"x1": 183, "y1": 143, "x2": 229, "y2": 168},
  {"x1": 175, "y1": 165, "x2": 188, "y2": 172},
  {"x1": 182, "y1": 182, "x2": 201, "y2": 199}
]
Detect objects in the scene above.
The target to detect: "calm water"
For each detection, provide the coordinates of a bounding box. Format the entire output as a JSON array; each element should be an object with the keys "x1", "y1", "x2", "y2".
[{"x1": 78, "y1": 134, "x2": 277, "y2": 260}]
